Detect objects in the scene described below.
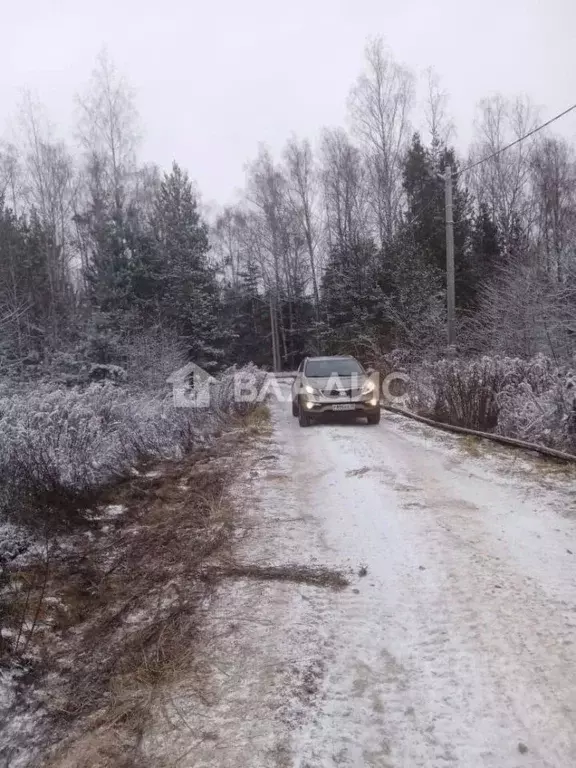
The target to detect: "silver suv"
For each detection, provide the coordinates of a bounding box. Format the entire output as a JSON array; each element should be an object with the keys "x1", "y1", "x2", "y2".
[{"x1": 291, "y1": 355, "x2": 380, "y2": 427}]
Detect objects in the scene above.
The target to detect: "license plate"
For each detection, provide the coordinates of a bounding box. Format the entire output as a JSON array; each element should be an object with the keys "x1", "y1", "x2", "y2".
[{"x1": 332, "y1": 404, "x2": 356, "y2": 411}]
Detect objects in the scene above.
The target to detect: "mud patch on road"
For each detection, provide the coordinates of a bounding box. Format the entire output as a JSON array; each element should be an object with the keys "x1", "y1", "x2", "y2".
[
  {"x1": 290, "y1": 658, "x2": 326, "y2": 710},
  {"x1": 346, "y1": 466, "x2": 371, "y2": 477},
  {"x1": 392, "y1": 482, "x2": 423, "y2": 494},
  {"x1": 263, "y1": 471, "x2": 291, "y2": 482}
]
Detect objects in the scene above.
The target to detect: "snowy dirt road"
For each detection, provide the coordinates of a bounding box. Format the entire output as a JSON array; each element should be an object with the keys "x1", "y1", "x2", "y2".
[{"x1": 145, "y1": 388, "x2": 576, "y2": 768}]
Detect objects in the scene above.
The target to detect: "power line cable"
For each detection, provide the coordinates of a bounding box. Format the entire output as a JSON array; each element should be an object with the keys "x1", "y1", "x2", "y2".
[
  {"x1": 399, "y1": 102, "x2": 576, "y2": 240},
  {"x1": 458, "y1": 102, "x2": 576, "y2": 176}
]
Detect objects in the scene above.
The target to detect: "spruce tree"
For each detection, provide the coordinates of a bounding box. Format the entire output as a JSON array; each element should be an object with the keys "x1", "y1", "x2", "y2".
[
  {"x1": 0, "y1": 202, "x2": 71, "y2": 361},
  {"x1": 469, "y1": 204, "x2": 501, "y2": 294},
  {"x1": 402, "y1": 133, "x2": 475, "y2": 309},
  {"x1": 220, "y1": 257, "x2": 270, "y2": 367},
  {"x1": 321, "y1": 239, "x2": 383, "y2": 352}
]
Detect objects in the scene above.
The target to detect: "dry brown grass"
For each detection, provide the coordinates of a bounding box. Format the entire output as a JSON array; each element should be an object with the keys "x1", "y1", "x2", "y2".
[
  {"x1": 2, "y1": 405, "x2": 347, "y2": 767},
  {"x1": 1, "y1": 422, "x2": 256, "y2": 767},
  {"x1": 228, "y1": 403, "x2": 272, "y2": 433}
]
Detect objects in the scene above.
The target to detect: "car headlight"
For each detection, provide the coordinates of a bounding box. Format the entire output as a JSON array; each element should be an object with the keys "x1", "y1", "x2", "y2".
[
  {"x1": 361, "y1": 380, "x2": 376, "y2": 395},
  {"x1": 304, "y1": 384, "x2": 317, "y2": 395}
]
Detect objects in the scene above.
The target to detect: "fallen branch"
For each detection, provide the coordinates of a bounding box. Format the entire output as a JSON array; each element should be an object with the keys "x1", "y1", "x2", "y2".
[
  {"x1": 383, "y1": 404, "x2": 576, "y2": 464},
  {"x1": 203, "y1": 563, "x2": 349, "y2": 590}
]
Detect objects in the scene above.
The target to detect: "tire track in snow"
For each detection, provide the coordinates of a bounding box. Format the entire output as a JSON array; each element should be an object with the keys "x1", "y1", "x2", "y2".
[
  {"x1": 383, "y1": 426, "x2": 576, "y2": 766},
  {"x1": 276, "y1": 402, "x2": 576, "y2": 768}
]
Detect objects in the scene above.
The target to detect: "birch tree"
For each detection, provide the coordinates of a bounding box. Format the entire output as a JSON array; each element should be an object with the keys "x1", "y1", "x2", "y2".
[
  {"x1": 423, "y1": 68, "x2": 454, "y2": 156},
  {"x1": 320, "y1": 128, "x2": 368, "y2": 250},
  {"x1": 213, "y1": 205, "x2": 249, "y2": 289},
  {"x1": 17, "y1": 94, "x2": 76, "y2": 341},
  {"x1": 531, "y1": 136, "x2": 576, "y2": 281},
  {"x1": 283, "y1": 136, "x2": 322, "y2": 318},
  {"x1": 246, "y1": 147, "x2": 314, "y2": 368},
  {"x1": 0, "y1": 143, "x2": 21, "y2": 214},
  {"x1": 77, "y1": 49, "x2": 140, "y2": 216},
  {"x1": 468, "y1": 95, "x2": 539, "y2": 252},
  {"x1": 348, "y1": 37, "x2": 414, "y2": 244}
]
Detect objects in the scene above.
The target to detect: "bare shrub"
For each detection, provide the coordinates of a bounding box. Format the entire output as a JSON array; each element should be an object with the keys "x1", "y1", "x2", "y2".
[
  {"x1": 411, "y1": 357, "x2": 506, "y2": 430},
  {"x1": 409, "y1": 354, "x2": 576, "y2": 450}
]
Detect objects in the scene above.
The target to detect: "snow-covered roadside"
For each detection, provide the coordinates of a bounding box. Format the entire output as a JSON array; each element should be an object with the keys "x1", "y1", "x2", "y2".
[
  {"x1": 142, "y1": 384, "x2": 576, "y2": 768},
  {"x1": 0, "y1": 365, "x2": 270, "y2": 767},
  {"x1": 141, "y1": 425, "x2": 339, "y2": 767}
]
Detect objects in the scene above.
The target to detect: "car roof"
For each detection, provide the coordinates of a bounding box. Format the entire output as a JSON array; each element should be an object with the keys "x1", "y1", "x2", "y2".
[{"x1": 305, "y1": 355, "x2": 356, "y2": 361}]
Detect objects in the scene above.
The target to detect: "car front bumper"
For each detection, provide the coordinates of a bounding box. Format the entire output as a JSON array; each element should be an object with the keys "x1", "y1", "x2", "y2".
[{"x1": 301, "y1": 396, "x2": 380, "y2": 415}]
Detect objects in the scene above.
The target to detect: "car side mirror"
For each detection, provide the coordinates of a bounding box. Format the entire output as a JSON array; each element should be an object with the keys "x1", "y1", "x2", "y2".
[{"x1": 365, "y1": 367, "x2": 375, "y2": 375}]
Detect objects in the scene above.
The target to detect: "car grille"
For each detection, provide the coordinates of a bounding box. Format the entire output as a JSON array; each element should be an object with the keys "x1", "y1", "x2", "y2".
[{"x1": 321, "y1": 387, "x2": 361, "y2": 398}]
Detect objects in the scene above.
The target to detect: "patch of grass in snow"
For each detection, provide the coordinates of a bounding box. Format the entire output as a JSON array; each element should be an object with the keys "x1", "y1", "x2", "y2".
[
  {"x1": 401, "y1": 414, "x2": 576, "y2": 488},
  {"x1": 232, "y1": 402, "x2": 272, "y2": 433},
  {"x1": 458, "y1": 435, "x2": 484, "y2": 458},
  {"x1": 455, "y1": 432, "x2": 576, "y2": 482}
]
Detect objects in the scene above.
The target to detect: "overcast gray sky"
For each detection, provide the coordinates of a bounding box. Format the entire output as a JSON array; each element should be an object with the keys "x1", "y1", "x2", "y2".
[{"x1": 2, "y1": 0, "x2": 575, "y2": 206}]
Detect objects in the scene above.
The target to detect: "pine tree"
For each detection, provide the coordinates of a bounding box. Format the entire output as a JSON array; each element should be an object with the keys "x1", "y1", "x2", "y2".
[
  {"x1": 153, "y1": 163, "x2": 226, "y2": 367},
  {"x1": 78, "y1": 162, "x2": 169, "y2": 350},
  {"x1": 377, "y1": 233, "x2": 445, "y2": 350},
  {"x1": 403, "y1": 133, "x2": 441, "y2": 267},
  {"x1": 24, "y1": 212, "x2": 72, "y2": 346},
  {"x1": 85, "y1": 211, "x2": 135, "y2": 318},
  {"x1": 0, "y1": 202, "x2": 29, "y2": 361}
]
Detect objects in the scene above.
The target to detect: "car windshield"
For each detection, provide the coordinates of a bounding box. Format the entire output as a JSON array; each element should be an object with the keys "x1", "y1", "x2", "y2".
[{"x1": 305, "y1": 358, "x2": 364, "y2": 377}]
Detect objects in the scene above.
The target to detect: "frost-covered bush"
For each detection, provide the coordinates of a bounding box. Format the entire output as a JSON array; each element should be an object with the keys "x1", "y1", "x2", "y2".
[
  {"x1": 121, "y1": 328, "x2": 188, "y2": 391},
  {"x1": 409, "y1": 354, "x2": 576, "y2": 450},
  {"x1": 211, "y1": 363, "x2": 268, "y2": 417},
  {"x1": 410, "y1": 356, "x2": 510, "y2": 430},
  {"x1": 0, "y1": 365, "x2": 266, "y2": 528},
  {"x1": 496, "y1": 369, "x2": 576, "y2": 449}
]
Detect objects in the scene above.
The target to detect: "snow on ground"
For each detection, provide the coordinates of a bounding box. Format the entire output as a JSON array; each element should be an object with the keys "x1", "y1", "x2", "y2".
[
  {"x1": 0, "y1": 521, "x2": 33, "y2": 563},
  {"x1": 0, "y1": 668, "x2": 17, "y2": 712},
  {"x1": 0, "y1": 666, "x2": 39, "y2": 768},
  {"x1": 102, "y1": 503, "x2": 125, "y2": 518},
  {"x1": 143, "y1": 384, "x2": 576, "y2": 767}
]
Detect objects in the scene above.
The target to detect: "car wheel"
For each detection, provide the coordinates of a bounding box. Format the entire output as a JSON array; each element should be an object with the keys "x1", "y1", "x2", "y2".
[
  {"x1": 298, "y1": 401, "x2": 312, "y2": 427},
  {"x1": 292, "y1": 399, "x2": 299, "y2": 417},
  {"x1": 367, "y1": 409, "x2": 381, "y2": 425}
]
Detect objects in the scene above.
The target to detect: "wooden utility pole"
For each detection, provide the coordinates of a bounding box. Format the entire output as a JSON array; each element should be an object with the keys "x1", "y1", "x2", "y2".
[
  {"x1": 444, "y1": 165, "x2": 456, "y2": 347},
  {"x1": 269, "y1": 292, "x2": 281, "y2": 372}
]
